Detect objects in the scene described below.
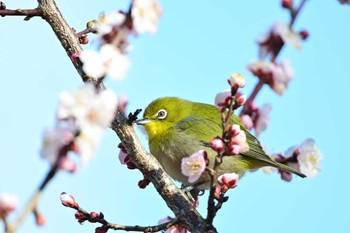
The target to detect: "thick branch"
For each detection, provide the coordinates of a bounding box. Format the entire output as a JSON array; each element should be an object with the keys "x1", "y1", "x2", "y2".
[
  {"x1": 37, "y1": 0, "x2": 96, "y2": 84},
  {"x1": 36, "y1": 0, "x2": 214, "y2": 232},
  {"x1": 111, "y1": 114, "x2": 215, "y2": 233}
]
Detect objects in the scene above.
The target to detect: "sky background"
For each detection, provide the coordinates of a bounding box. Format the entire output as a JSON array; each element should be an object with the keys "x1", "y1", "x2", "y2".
[{"x1": 1, "y1": 0, "x2": 349, "y2": 233}]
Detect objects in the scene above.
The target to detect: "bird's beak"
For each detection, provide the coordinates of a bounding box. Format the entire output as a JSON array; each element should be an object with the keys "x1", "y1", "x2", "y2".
[{"x1": 135, "y1": 118, "x2": 153, "y2": 125}]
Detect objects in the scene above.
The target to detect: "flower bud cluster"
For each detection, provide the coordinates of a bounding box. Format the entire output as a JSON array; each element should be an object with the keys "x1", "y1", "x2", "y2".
[{"x1": 215, "y1": 73, "x2": 247, "y2": 112}]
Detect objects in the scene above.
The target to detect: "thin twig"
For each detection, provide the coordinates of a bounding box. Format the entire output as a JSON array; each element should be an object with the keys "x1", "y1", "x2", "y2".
[
  {"x1": 74, "y1": 205, "x2": 180, "y2": 232},
  {"x1": 0, "y1": 8, "x2": 41, "y2": 19},
  {"x1": 240, "y1": 0, "x2": 308, "y2": 116}
]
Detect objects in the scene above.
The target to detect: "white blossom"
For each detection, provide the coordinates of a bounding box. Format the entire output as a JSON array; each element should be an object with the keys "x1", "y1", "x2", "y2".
[
  {"x1": 132, "y1": 0, "x2": 162, "y2": 34},
  {"x1": 80, "y1": 44, "x2": 130, "y2": 80}
]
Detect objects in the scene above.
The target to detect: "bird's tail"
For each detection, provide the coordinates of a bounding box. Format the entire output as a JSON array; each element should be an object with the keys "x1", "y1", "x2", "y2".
[{"x1": 273, "y1": 161, "x2": 306, "y2": 178}]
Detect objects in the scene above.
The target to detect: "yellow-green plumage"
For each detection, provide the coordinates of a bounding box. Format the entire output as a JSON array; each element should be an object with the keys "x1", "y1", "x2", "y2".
[{"x1": 137, "y1": 97, "x2": 305, "y2": 188}]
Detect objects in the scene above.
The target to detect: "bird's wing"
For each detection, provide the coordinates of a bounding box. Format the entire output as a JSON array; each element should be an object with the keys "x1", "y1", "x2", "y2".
[
  {"x1": 176, "y1": 115, "x2": 306, "y2": 178},
  {"x1": 175, "y1": 116, "x2": 222, "y2": 144}
]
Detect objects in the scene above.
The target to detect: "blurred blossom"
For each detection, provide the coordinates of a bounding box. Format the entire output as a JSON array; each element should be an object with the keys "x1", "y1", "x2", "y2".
[
  {"x1": 58, "y1": 156, "x2": 77, "y2": 173},
  {"x1": 0, "y1": 193, "x2": 19, "y2": 218},
  {"x1": 262, "y1": 166, "x2": 277, "y2": 174},
  {"x1": 241, "y1": 114, "x2": 253, "y2": 129},
  {"x1": 132, "y1": 0, "x2": 162, "y2": 35},
  {"x1": 254, "y1": 104, "x2": 271, "y2": 137},
  {"x1": 214, "y1": 89, "x2": 230, "y2": 108},
  {"x1": 181, "y1": 150, "x2": 207, "y2": 183},
  {"x1": 117, "y1": 95, "x2": 129, "y2": 114},
  {"x1": 247, "y1": 60, "x2": 294, "y2": 95},
  {"x1": 272, "y1": 60, "x2": 294, "y2": 95},
  {"x1": 80, "y1": 44, "x2": 130, "y2": 80},
  {"x1": 41, "y1": 121, "x2": 76, "y2": 166},
  {"x1": 58, "y1": 84, "x2": 117, "y2": 130},
  {"x1": 338, "y1": 0, "x2": 350, "y2": 5},
  {"x1": 258, "y1": 21, "x2": 302, "y2": 59},
  {"x1": 285, "y1": 138, "x2": 323, "y2": 178},
  {"x1": 158, "y1": 216, "x2": 187, "y2": 233},
  {"x1": 56, "y1": 84, "x2": 118, "y2": 165},
  {"x1": 90, "y1": 11, "x2": 126, "y2": 36}
]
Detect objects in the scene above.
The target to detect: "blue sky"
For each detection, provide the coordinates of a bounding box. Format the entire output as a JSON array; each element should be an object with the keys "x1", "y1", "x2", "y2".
[{"x1": 1, "y1": 1, "x2": 349, "y2": 233}]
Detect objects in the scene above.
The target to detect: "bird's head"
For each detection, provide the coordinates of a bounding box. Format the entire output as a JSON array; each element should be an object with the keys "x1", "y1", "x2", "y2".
[{"x1": 136, "y1": 97, "x2": 191, "y2": 139}]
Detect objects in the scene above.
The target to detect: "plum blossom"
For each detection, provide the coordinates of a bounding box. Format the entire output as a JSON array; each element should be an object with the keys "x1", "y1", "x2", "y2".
[
  {"x1": 158, "y1": 216, "x2": 187, "y2": 233},
  {"x1": 229, "y1": 73, "x2": 246, "y2": 88},
  {"x1": 40, "y1": 121, "x2": 76, "y2": 166},
  {"x1": 89, "y1": 11, "x2": 126, "y2": 36},
  {"x1": 258, "y1": 21, "x2": 302, "y2": 59},
  {"x1": 181, "y1": 150, "x2": 207, "y2": 183},
  {"x1": 247, "y1": 60, "x2": 294, "y2": 95},
  {"x1": 214, "y1": 89, "x2": 230, "y2": 108},
  {"x1": 285, "y1": 138, "x2": 323, "y2": 178},
  {"x1": 132, "y1": 0, "x2": 162, "y2": 35},
  {"x1": 49, "y1": 84, "x2": 118, "y2": 165},
  {"x1": 217, "y1": 173, "x2": 239, "y2": 189},
  {"x1": 272, "y1": 60, "x2": 294, "y2": 95},
  {"x1": 255, "y1": 104, "x2": 271, "y2": 137},
  {"x1": 58, "y1": 84, "x2": 117, "y2": 131},
  {"x1": 0, "y1": 193, "x2": 19, "y2": 218},
  {"x1": 80, "y1": 44, "x2": 130, "y2": 80},
  {"x1": 227, "y1": 124, "x2": 249, "y2": 155}
]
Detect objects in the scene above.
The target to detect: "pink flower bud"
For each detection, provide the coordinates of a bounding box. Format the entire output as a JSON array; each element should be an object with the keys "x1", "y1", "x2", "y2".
[
  {"x1": 226, "y1": 144, "x2": 241, "y2": 155},
  {"x1": 34, "y1": 210, "x2": 46, "y2": 226},
  {"x1": 281, "y1": 0, "x2": 293, "y2": 8},
  {"x1": 138, "y1": 178, "x2": 150, "y2": 189},
  {"x1": 89, "y1": 212, "x2": 100, "y2": 223},
  {"x1": 299, "y1": 30, "x2": 309, "y2": 40},
  {"x1": 126, "y1": 161, "x2": 137, "y2": 169},
  {"x1": 71, "y1": 52, "x2": 81, "y2": 62},
  {"x1": 235, "y1": 94, "x2": 247, "y2": 106},
  {"x1": 95, "y1": 227, "x2": 108, "y2": 233},
  {"x1": 118, "y1": 149, "x2": 129, "y2": 164},
  {"x1": 60, "y1": 192, "x2": 78, "y2": 208},
  {"x1": 217, "y1": 173, "x2": 239, "y2": 188},
  {"x1": 75, "y1": 211, "x2": 86, "y2": 223},
  {"x1": 0, "y1": 2, "x2": 6, "y2": 10},
  {"x1": 209, "y1": 137, "x2": 224, "y2": 152},
  {"x1": 228, "y1": 124, "x2": 240, "y2": 136}
]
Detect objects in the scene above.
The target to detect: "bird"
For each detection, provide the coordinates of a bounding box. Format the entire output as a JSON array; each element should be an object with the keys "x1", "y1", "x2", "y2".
[{"x1": 136, "y1": 97, "x2": 306, "y2": 189}]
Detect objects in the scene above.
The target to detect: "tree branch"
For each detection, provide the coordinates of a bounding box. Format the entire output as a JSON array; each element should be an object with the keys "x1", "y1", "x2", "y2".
[{"x1": 35, "y1": 0, "x2": 214, "y2": 232}]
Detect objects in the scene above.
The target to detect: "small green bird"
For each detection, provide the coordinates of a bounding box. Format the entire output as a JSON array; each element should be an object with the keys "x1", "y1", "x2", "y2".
[{"x1": 136, "y1": 97, "x2": 305, "y2": 188}]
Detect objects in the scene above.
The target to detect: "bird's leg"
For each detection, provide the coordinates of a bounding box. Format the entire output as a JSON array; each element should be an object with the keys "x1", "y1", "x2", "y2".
[{"x1": 181, "y1": 181, "x2": 206, "y2": 204}]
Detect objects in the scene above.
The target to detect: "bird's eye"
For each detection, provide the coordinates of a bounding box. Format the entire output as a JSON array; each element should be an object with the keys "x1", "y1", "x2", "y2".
[{"x1": 156, "y1": 109, "x2": 167, "y2": 120}]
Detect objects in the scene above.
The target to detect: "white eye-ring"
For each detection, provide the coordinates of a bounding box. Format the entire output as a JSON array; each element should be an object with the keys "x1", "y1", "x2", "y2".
[{"x1": 156, "y1": 109, "x2": 167, "y2": 120}]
